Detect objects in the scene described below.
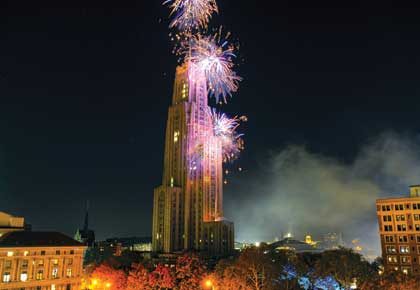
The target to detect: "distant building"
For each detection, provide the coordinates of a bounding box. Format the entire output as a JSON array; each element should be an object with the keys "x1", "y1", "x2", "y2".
[
  {"x1": 270, "y1": 236, "x2": 324, "y2": 254},
  {"x1": 234, "y1": 241, "x2": 252, "y2": 251},
  {"x1": 322, "y1": 233, "x2": 344, "y2": 250},
  {"x1": 105, "y1": 237, "x2": 152, "y2": 252},
  {"x1": 0, "y1": 212, "x2": 30, "y2": 236},
  {"x1": 74, "y1": 203, "x2": 95, "y2": 248},
  {"x1": 0, "y1": 231, "x2": 86, "y2": 290},
  {"x1": 376, "y1": 185, "x2": 420, "y2": 275}
]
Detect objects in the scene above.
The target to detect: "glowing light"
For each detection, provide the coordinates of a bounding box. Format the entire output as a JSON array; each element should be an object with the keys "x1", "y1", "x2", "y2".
[
  {"x1": 23, "y1": 251, "x2": 29, "y2": 256},
  {"x1": 164, "y1": 0, "x2": 218, "y2": 31},
  {"x1": 187, "y1": 33, "x2": 242, "y2": 103},
  {"x1": 255, "y1": 242, "x2": 260, "y2": 247},
  {"x1": 174, "y1": 131, "x2": 180, "y2": 142},
  {"x1": 7, "y1": 252, "x2": 13, "y2": 257},
  {"x1": 207, "y1": 108, "x2": 244, "y2": 161},
  {"x1": 106, "y1": 282, "x2": 112, "y2": 288},
  {"x1": 92, "y1": 279, "x2": 98, "y2": 286},
  {"x1": 205, "y1": 279, "x2": 213, "y2": 288}
]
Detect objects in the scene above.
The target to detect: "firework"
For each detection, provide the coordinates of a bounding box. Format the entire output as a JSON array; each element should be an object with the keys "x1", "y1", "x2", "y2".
[
  {"x1": 207, "y1": 108, "x2": 244, "y2": 161},
  {"x1": 187, "y1": 33, "x2": 242, "y2": 103},
  {"x1": 164, "y1": 0, "x2": 218, "y2": 31}
]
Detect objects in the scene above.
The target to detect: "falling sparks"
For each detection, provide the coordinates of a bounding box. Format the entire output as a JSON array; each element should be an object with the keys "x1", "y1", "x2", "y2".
[
  {"x1": 164, "y1": 0, "x2": 218, "y2": 31},
  {"x1": 207, "y1": 108, "x2": 244, "y2": 161},
  {"x1": 187, "y1": 33, "x2": 242, "y2": 103}
]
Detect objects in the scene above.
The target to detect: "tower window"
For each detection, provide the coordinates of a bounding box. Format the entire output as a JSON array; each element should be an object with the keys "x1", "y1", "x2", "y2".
[{"x1": 174, "y1": 131, "x2": 180, "y2": 143}]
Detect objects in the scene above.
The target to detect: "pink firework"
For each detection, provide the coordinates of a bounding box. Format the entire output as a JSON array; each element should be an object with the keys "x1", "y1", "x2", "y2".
[
  {"x1": 164, "y1": 0, "x2": 218, "y2": 31},
  {"x1": 207, "y1": 108, "x2": 244, "y2": 161},
  {"x1": 187, "y1": 33, "x2": 242, "y2": 103}
]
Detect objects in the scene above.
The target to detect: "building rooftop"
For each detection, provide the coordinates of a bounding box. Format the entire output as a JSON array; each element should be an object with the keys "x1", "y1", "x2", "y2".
[
  {"x1": 270, "y1": 237, "x2": 324, "y2": 253},
  {"x1": 0, "y1": 212, "x2": 24, "y2": 229},
  {"x1": 0, "y1": 231, "x2": 84, "y2": 247}
]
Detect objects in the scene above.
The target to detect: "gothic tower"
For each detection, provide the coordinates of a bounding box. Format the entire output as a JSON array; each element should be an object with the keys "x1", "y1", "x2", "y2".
[{"x1": 152, "y1": 65, "x2": 234, "y2": 254}]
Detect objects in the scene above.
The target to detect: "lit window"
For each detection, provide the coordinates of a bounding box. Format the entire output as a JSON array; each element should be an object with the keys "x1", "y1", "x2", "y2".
[
  {"x1": 7, "y1": 252, "x2": 13, "y2": 257},
  {"x1": 3, "y1": 272, "x2": 10, "y2": 283},
  {"x1": 52, "y1": 284, "x2": 56, "y2": 290},
  {"x1": 387, "y1": 256, "x2": 398, "y2": 263},
  {"x1": 66, "y1": 268, "x2": 72, "y2": 278},
  {"x1": 400, "y1": 246, "x2": 410, "y2": 254},
  {"x1": 23, "y1": 251, "x2": 29, "y2": 256},
  {"x1": 52, "y1": 259, "x2": 58, "y2": 265},
  {"x1": 170, "y1": 177, "x2": 174, "y2": 187},
  {"x1": 52, "y1": 268, "x2": 59, "y2": 279},
  {"x1": 173, "y1": 131, "x2": 180, "y2": 143},
  {"x1": 386, "y1": 245, "x2": 396, "y2": 253},
  {"x1": 37, "y1": 270, "x2": 43, "y2": 280},
  {"x1": 182, "y1": 83, "x2": 188, "y2": 99},
  {"x1": 20, "y1": 271, "x2": 28, "y2": 282}
]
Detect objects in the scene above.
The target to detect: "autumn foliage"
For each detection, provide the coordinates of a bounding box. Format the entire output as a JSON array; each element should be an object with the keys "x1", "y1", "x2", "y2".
[{"x1": 89, "y1": 249, "x2": 420, "y2": 290}]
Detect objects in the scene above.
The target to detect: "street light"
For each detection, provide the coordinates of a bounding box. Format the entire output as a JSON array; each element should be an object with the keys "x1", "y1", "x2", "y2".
[{"x1": 204, "y1": 279, "x2": 214, "y2": 290}]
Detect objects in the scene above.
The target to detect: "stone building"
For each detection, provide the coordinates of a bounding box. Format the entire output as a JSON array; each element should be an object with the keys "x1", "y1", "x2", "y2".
[
  {"x1": 377, "y1": 185, "x2": 420, "y2": 275},
  {"x1": 0, "y1": 231, "x2": 86, "y2": 290}
]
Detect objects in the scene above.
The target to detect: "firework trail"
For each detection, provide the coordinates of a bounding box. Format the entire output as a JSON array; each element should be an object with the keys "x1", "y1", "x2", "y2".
[
  {"x1": 187, "y1": 33, "x2": 242, "y2": 103},
  {"x1": 207, "y1": 108, "x2": 244, "y2": 161},
  {"x1": 164, "y1": 0, "x2": 218, "y2": 31}
]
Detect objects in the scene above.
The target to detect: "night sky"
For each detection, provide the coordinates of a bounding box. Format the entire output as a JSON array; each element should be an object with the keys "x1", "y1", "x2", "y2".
[{"x1": 2, "y1": 0, "x2": 420, "y2": 247}]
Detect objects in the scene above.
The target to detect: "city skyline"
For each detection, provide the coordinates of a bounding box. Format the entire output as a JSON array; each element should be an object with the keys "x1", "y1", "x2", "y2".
[{"x1": 3, "y1": 0, "x2": 420, "y2": 259}]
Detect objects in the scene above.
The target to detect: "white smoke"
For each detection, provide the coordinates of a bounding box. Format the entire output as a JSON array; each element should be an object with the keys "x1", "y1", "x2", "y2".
[{"x1": 226, "y1": 131, "x2": 420, "y2": 258}]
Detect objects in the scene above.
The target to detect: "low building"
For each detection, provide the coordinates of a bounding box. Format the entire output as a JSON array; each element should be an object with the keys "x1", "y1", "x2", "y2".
[
  {"x1": 0, "y1": 231, "x2": 86, "y2": 290},
  {"x1": 0, "y1": 212, "x2": 29, "y2": 236},
  {"x1": 376, "y1": 185, "x2": 420, "y2": 275},
  {"x1": 270, "y1": 237, "x2": 324, "y2": 253},
  {"x1": 104, "y1": 237, "x2": 152, "y2": 253},
  {"x1": 322, "y1": 232, "x2": 344, "y2": 250}
]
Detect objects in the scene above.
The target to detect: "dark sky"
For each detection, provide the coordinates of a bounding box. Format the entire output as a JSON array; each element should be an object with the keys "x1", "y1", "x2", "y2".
[{"x1": 2, "y1": 0, "x2": 420, "y2": 242}]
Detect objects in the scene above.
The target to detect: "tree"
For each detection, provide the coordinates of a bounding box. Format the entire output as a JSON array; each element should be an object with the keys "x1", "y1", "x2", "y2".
[
  {"x1": 127, "y1": 263, "x2": 152, "y2": 290},
  {"x1": 175, "y1": 253, "x2": 207, "y2": 290},
  {"x1": 358, "y1": 271, "x2": 420, "y2": 290},
  {"x1": 149, "y1": 264, "x2": 175, "y2": 289},
  {"x1": 215, "y1": 248, "x2": 280, "y2": 290},
  {"x1": 312, "y1": 248, "x2": 375, "y2": 288},
  {"x1": 91, "y1": 264, "x2": 127, "y2": 290}
]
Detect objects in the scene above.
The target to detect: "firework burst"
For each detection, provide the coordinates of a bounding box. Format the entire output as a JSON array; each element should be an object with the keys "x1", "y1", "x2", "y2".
[
  {"x1": 164, "y1": 0, "x2": 218, "y2": 31},
  {"x1": 187, "y1": 33, "x2": 242, "y2": 103},
  {"x1": 207, "y1": 108, "x2": 244, "y2": 161}
]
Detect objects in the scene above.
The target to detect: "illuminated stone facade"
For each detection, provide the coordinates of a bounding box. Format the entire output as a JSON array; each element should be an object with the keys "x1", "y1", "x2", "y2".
[
  {"x1": 0, "y1": 212, "x2": 25, "y2": 236},
  {"x1": 377, "y1": 185, "x2": 420, "y2": 275},
  {"x1": 0, "y1": 231, "x2": 86, "y2": 290},
  {"x1": 152, "y1": 65, "x2": 234, "y2": 254}
]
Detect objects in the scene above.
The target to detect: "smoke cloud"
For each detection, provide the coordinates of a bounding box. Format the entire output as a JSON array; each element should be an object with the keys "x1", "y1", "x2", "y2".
[{"x1": 226, "y1": 132, "x2": 420, "y2": 258}]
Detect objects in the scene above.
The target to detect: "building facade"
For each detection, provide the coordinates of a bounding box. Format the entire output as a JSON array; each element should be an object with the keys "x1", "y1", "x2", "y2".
[
  {"x1": 152, "y1": 65, "x2": 234, "y2": 254},
  {"x1": 376, "y1": 185, "x2": 420, "y2": 275},
  {"x1": 0, "y1": 212, "x2": 27, "y2": 236},
  {"x1": 0, "y1": 231, "x2": 86, "y2": 290}
]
